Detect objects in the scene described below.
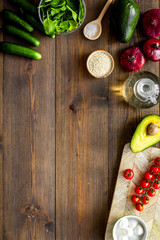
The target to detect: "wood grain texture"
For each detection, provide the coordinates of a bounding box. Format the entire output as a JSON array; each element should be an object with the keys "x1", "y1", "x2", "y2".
[
  {"x1": 0, "y1": 1, "x2": 3, "y2": 240},
  {"x1": 105, "y1": 143, "x2": 160, "y2": 240},
  {"x1": 2, "y1": 1, "x2": 56, "y2": 239},
  {"x1": 56, "y1": 1, "x2": 109, "y2": 239},
  {"x1": 0, "y1": 0, "x2": 160, "y2": 239}
]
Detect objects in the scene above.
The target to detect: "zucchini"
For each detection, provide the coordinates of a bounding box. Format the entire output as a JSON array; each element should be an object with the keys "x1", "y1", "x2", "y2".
[
  {"x1": 11, "y1": 0, "x2": 38, "y2": 18},
  {"x1": 2, "y1": 25, "x2": 40, "y2": 47},
  {"x1": 0, "y1": 42, "x2": 42, "y2": 60},
  {"x1": 25, "y1": 14, "x2": 55, "y2": 38},
  {"x1": 2, "y1": 9, "x2": 34, "y2": 32}
]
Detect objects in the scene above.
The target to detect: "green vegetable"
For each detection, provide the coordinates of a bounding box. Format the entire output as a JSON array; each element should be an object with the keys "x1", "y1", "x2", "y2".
[
  {"x1": 0, "y1": 42, "x2": 42, "y2": 60},
  {"x1": 1, "y1": 9, "x2": 34, "y2": 32},
  {"x1": 111, "y1": 0, "x2": 140, "y2": 43},
  {"x1": 1, "y1": 25, "x2": 40, "y2": 47},
  {"x1": 11, "y1": 0, "x2": 38, "y2": 18},
  {"x1": 25, "y1": 13, "x2": 55, "y2": 38},
  {"x1": 40, "y1": 0, "x2": 85, "y2": 35},
  {"x1": 131, "y1": 115, "x2": 160, "y2": 153}
]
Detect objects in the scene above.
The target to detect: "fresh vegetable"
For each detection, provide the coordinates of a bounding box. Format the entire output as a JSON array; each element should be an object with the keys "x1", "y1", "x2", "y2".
[
  {"x1": 142, "y1": 196, "x2": 149, "y2": 205},
  {"x1": 1, "y1": 9, "x2": 33, "y2": 32},
  {"x1": 135, "y1": 186, "x2": 144, "y2": 194},
  {"x1": 120, "y1": 46, "x2": 145, "y2": 72},
  {"x1": 140, "y1": 179, "x2": 150, "y2": 188},
  {"x1": 143, "y1": 9, "x2": 160, "y2": 37},
  {"x1": 147, "y1": 188, "x2": 156, "y2": 197},
  {"x1": 143, "y1": 38, "x2": 160, "y2": 62},
  {"x1": 136, "y1": 203, "x2": 143, "y2": 211},
  {"x1": 155, "y1": 157, "x2": 160, "y2": 166},
  {"x1": 131, "y1": 115, "x2": 160, "y2": 153},
  {"x1": 1, "y1": 25, "x2": 40, "y2": 47},
  {"x1": 150, "y1": 164, "x2": 159, "y2": 173},
  {"x1": 0, "y1": 42, "x2": 41, "y2": 60},
  {"x1": 131, "y1": 195, "x2": 140, "y2": 203},
  {"x1": 40, "y1": 0, "x2": 85, "y2": 35},
  {"x1": 132, "y1": 156, "x2": 160, "y2": 211},
  {"x1": 123, "y1": 169, "x2": 134, "y2": 179},
  {"x1": 111, "y1": 0, "x2": 140, "y2": 43},
  {"x1": 153, "y1": 180, "x2": 160, "y2": 189},
  {"x1": 144, "y1": 171, "x2": 154, "y2": 180},
  {"x1": 25, "y1": 13, "x2": 55, "y2": 38},
  {"x1": 11, "y1": 0, "x2": 38, "y2": 18}
]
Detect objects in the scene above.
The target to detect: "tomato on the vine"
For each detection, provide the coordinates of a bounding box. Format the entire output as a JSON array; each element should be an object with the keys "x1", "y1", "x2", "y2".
[
  {"x1": 124, "y1": 169, "x2": 134, "y2": 179},
  {"x1": 148, "y1": 188, "x2": 156, "y2": 197},
  {"x1": 142, "y1": 196, "x2": 149, "y2": 205},
  {"x1": 150, "y1": 165, "x2": 159, "y2": 173},
  {"x1": 141, "y1": 179, "x2": 150, "y2": 188},
  {"x1": 131, "y1": 195, "x2": 140, "y2": 203},
  {"x1": 155, "y1": 157, "x2": 160, "y2": 166},
  {"x1": 144, "y1": 171, "x2": 154, "y2": 180},
  {"x1": 135, "y1": 186, "x2": 144, "y2": 194},
  {"x1": 153, "y1": 180, "x2": 160, "y2": 189},
  {"x1": 136, "y1": 203, "x2": 143, "y2": 211}
]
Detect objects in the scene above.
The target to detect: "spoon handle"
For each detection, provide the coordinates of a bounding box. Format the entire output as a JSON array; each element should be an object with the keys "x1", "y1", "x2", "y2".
[{"x1": 97, "y1": 0, "x2": 113, "y2": 22}]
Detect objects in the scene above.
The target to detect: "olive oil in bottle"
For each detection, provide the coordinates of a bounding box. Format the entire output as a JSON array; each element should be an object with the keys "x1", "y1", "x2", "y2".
[{"x1": 123, "y1": 72, "x2": 160, "y2": 109}]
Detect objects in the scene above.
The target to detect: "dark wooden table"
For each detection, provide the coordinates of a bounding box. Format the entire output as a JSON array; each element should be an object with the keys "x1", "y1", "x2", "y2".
[{"x1": 0, "y1": 0, "x2": 160, "y2": 239}]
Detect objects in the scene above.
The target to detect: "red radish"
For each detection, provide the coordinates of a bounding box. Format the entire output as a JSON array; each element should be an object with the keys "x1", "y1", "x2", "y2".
[
  {"x1": 120, "y1": 46, "x2": 145, "y2": 72},
  {"x1": 143, "y1": 38, "x2": 160, "y2": 61},
  {"x1": 143, "y1": 9, "x2": 160, "y2": 37}
]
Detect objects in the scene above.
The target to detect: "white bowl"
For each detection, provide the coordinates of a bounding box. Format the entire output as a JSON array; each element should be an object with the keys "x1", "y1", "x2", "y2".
[{"x1": 113, "y1": 215, "x2": 148, "y2": 240}]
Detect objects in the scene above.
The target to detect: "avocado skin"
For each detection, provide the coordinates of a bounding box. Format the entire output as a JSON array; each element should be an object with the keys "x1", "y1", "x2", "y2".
[
  {"x1": 131, "y1": 115, "x2": 160, "y2": 153},
  {"x1": 111, "y1": 0, "x2": 140, "y2": 43}
]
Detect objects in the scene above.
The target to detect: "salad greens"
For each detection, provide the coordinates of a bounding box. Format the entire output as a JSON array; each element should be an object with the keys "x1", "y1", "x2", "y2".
[{"x1": 40, "y1": 0, "x2": 85, "y2": 35}]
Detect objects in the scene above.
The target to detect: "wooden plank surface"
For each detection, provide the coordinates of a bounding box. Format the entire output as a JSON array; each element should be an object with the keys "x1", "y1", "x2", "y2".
[
  {"x1": 0, "y1": 1, "x2": 3, "y2": 239},
  {"x1": 0, "y1": 0, "x2": 160, "y2": 240},
  {"x1": 105, "y1": 143, "x2": 160, "y2": 240},
  {"x1": 2, "y1": 1, "x2": 56, "y2": 239}
]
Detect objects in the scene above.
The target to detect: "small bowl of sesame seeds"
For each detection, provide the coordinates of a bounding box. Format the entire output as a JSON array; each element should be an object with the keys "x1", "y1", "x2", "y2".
[{"x1": 86, "y1": 50, "x2": 114, "y2": 78}]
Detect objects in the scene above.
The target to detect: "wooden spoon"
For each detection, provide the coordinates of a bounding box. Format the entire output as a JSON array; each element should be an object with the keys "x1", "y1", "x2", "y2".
[{"x1": 83, "y1": 0, "x2": 113, "y2": 40}]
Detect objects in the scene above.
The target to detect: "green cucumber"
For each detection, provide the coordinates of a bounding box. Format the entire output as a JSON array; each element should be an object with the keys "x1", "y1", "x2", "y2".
[
  {"x1": 2, "y1": 9, "x2": 34, "y2": 32},
  {"x1": 25, "y1": 14, "x2": 55, "y2": 38},
  {"x1": 2, "y1": 25, "x2": 40, "y2": 47},
  {"x1": 0, "y1": 42, "x2": 41, "y2": 60},
  {"x1": 111, "y1": 0, "x2": 140, "y2": 43},
  {"x1": 11, "y1": 0, "x2": 38, "y2": 18}
]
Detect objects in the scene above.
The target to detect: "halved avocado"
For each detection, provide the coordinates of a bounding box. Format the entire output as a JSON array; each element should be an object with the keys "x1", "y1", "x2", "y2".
[{"x1": 131, "y1": 115, "x2": 160, "y2": 153}]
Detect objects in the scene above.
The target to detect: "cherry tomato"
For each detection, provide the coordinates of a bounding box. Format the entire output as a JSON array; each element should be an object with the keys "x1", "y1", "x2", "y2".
[
  {"x1": 135, "y1": 186, "x2": 144, "y2": 194},
  {"x1": 155, "y1": 157, "x2": 160, "y2": 166},
  {"x1": 153, "y1": 180, "x2": 160, "y2": 189},
  {"x1": 148, "y1": 188, "x2": 156, "y2": 197},
  {"x1": 131, "y1": 195, "x2": 140, "y2": 203},
  {"x1": 141, "y1": 179, "x2": 150, "y2": 188},
  {"x1": 124, "y1": 169, "x2": 134, "y2": 179},
  {"x1": 136, "y1": 203, "x2": 143, "y2": 211},
  {"x1": 142, "y1": 196, "x2": 149, "y2": 205},
  {"x1": 150, "y1": 165, "x2": 159, "y2": 173},
  {"x1": 158, "y1": 175, "x2": 160, "y2": 181},
  {"x1": 144, "y1": 171, "x2": 154, "y2": 180}
]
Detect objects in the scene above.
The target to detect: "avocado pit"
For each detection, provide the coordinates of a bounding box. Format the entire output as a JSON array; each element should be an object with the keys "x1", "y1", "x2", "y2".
[{"x1": 147, "y1": 123, "x2": 159, "y2": 136}]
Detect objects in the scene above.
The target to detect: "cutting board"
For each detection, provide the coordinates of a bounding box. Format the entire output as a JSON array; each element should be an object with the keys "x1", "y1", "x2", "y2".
[{"x1": 105, "y1": 143, "x2": 160, "y2": 240}]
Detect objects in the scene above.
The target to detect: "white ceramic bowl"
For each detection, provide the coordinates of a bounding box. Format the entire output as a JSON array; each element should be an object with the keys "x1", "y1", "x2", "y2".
[{"x1": 113, "y1": 215, "x2": 148, "y2": 240}]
